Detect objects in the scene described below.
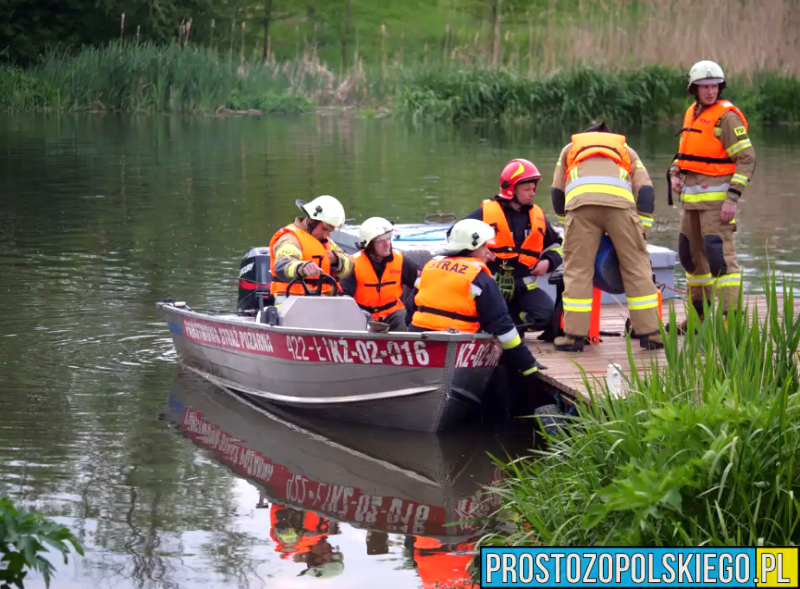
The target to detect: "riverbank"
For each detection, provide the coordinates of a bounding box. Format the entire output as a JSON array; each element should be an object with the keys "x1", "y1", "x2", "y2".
[
  {"x1": 2, "y1": 42, "x2": 800, "y2": 126},
  {"x1": 477, "y1": 277, "x2": 800, "y2": 548}
]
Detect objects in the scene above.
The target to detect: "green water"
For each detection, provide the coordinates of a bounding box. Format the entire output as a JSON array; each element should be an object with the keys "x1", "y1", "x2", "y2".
[{"x1": 1, "y1": 113, "x2": 799, "y2": 588}]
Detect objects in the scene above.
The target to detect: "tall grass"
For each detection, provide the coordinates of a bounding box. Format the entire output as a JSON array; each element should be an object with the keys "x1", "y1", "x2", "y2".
[
  {"x1": 396, "y1": 65, "x2": 688, "y2": 125},
  {"x1": 396, "y1": 66, "x2": 800, "y2": 125},
  {"x1": 479, "y1": 274, "x2": 800, "y2": 546},
  {"x1": 0, "y1": 42, "x2": 332, "y2": 114},
  {"x1": 2, "y1": 38, "x2": 799, "y2": 125}
]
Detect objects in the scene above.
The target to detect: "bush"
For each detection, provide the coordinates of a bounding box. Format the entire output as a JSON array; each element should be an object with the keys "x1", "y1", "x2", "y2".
[
  {"x1": 1, "y1": 497, "x2": 84, "y2": 589},
  {"x1": 479, "y1": 274, "x2": 800, "y2": 547}
]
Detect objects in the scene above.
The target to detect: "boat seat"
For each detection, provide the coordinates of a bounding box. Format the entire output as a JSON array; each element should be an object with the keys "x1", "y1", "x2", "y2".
[{"x1": 276, "y1": 296, "x2": 370, "y2": 330}]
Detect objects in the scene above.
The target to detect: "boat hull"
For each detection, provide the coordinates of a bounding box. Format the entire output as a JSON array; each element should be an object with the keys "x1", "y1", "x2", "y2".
[{"x1": 160, "y1": 302, "x2": 502, "y2": 432}]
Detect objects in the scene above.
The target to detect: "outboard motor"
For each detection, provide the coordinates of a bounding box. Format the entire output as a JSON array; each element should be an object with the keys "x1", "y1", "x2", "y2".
[{"x1": 237, "y1": 247, "x2": 275, "y2": 313}]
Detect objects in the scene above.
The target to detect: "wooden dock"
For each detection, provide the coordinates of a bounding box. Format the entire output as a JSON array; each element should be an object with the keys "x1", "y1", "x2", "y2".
[{"x1": 524, "y1": 294, "x2": 799, "y2": 403}]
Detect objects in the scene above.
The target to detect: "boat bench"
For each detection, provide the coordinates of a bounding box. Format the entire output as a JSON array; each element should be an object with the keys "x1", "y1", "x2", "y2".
[{"x1": 264, "y1": 296, "x2": 371, "y2": 331}]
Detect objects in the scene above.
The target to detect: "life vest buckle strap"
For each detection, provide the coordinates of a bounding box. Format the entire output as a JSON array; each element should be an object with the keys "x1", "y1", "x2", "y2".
[
  {"x1": 417, "y1": 306, "x2": 480, "y2": 323},
  {"x1": 490, "y1": 245, "x2": 540, "y2": 258},
  {"x1": 364, "y1": 280, "x2": 398, "y2": 289},
  {"x1": 677, "y1": 127, "x2": 702, "y2": 136},
  {"x1": 361, "y1": 301, "x2": 398, "y2": 314},
  {"x1": 676, "y1": 152, "x2": 734, "y2": 164}
]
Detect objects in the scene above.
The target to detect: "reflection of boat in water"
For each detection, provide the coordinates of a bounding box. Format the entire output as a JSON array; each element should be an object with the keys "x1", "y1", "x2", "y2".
[{"x1": 164, "y1": 369, "x2": 531, "y2": 542}]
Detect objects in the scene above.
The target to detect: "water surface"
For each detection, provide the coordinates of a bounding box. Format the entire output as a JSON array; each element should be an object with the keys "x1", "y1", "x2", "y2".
[{"x1": 1, "y1": 113, "x2": 799, "y2": 588}]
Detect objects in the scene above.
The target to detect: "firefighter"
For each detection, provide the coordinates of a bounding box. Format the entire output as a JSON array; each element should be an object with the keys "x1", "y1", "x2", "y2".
[
  {"x1": 461, "y1": 158, "x2": 563, "y2": 340},
  {"x1": 410, "y1": 219, "x2": 546, "y2": 377},
  {"x1": 269, "y1": 195, "x2": 354, "y2": 300},
  {"x1": 668, "y1": 60, "x2": 756, "y2": 331},
  {"x1": 269, "y1": 505, "x2": 344, "y2": 579},
  {"x1": 551, "y1": 122, "x2": 662, "y2": 352},
  {"x1": 340, "y1": 216, "x2": 420, "y2": 331},
  {"x1": 270, "y1": 505, "x2": 331, "y2": 559}
]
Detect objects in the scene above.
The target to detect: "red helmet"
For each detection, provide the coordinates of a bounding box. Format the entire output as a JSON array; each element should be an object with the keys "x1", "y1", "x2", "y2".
[{"x1": 498, "y1": 158, "x2": 541, "y2": 200}]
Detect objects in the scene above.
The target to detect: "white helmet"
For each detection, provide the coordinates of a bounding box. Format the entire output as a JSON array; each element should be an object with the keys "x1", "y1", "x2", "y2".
[
  {"x1": 688, "y1": 60, "x2": 726, "y2": 92},
  {"x1": 297, "y1": 195, "x2": 346, "y2": 229},
  {"x1": 357, "y1": 216, "x2": 394, "y2": 249},
  {"x1": 446, "y1": 219, "x2": 495, "y2": 252}
]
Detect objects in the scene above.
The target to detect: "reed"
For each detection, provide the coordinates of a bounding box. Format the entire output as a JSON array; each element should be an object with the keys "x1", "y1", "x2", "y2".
[
  {"x1": 395, "y1": 65, "x2": 800, "y2": 126},
  {"x1": 2, "y1": 40, "x2": 799, "y2": 125},
  {"x1": 478, "y1": 272, "x2": 800, "y2": 547},
  {"x1": 536, "y1": 0, "x2": 800, "y2": 78},
  {"x1": 0, "y1": 42, "x2": 331, "y2": 114}
]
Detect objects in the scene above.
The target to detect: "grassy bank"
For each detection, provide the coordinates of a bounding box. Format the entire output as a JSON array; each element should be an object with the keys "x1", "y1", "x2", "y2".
[
  {"x1": 478, "y1": 276, "x2": 800, "y2": 547},
  {"x1": 2, "y1": 41, "x2": 800, "y2": 126},
  {"x1": 397, "y1": 66, "x2": 800, "y2": 125}
]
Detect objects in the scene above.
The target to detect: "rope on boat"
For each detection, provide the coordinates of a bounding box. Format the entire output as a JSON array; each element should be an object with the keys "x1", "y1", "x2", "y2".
[{"x1": 657, "y1": 281, "x2": 689, "y2": 296}]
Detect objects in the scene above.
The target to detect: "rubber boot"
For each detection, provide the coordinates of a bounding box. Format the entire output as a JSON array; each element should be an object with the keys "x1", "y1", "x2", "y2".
[
  {"x1": 554, "y1": 335, "x2": 585, "y2": 352},
  {"x1": 669, "y1": 299, "x2": 704, "y2": 335},
  {"x1": 640, "y1": 333, "x2": 664, "y2": 350}
]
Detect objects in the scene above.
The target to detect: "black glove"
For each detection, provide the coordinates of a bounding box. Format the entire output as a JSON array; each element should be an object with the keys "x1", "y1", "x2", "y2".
[{"x1": 523, "y1": 359, "x2": 548, "y2": 379}]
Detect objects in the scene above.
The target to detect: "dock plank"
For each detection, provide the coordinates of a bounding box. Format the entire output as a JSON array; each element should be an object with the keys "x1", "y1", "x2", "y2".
[{"x1": 525, "y1": 294, "x2": 800, "y2": 403}]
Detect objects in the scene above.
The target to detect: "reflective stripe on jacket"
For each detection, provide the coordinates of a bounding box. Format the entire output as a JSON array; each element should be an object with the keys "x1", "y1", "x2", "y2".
[{"x1": 564, "y1": 132, "x2": 634, "y2": 206}]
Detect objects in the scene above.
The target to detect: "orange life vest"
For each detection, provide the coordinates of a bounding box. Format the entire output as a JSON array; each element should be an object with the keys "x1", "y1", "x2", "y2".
[
  {"x1": 481, "y1": 200, "x2": 546, "y2": 268},
  {"x1": 269, "y1": 225, "x2": 335, "y2": 296},
  {"x1": 414, "y1": 537, "x2": 477, "y2": 589},
  {"x1": 564, "y1": 131, "x2": 632, "y2": 179},
  {"x1": 412, "y1": 257, "x2": 491, "y2": 333},
  {"x1": 352, "y1": 250, "x2": 405, "y2": 320},
  {"x1": 270, "y1": 505, "x2": 330, "y2": 557},
  {"x1": 676, "y1": 100, "x2": 748, "y2": 176}
]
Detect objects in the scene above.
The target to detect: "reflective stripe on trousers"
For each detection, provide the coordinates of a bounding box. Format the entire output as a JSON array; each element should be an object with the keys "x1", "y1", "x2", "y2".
[
  {"x1": 563, "y1": 297, "x2": 592, "y2": 312},
  {"x1": 714, "y1": 272, "x2": 742, "y2": 288},
  {"x1": 686, "y1": 272, "x2": 713, "y2": 287},
  {"x1": 627, "y1": 294, "x2": 659, "y2": 311}
]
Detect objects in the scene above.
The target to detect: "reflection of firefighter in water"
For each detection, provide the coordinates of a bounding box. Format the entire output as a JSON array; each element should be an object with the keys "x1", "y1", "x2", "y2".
[
  {"x1": 412, "y1": 536, "x2": 478, "y2": 589},
  {"x1": 269, "y1": 504, "x2": 345, "y2": 579}
]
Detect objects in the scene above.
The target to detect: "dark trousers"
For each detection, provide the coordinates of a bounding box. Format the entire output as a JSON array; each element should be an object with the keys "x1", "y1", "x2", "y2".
[
  {"x1": 381, "y1": 309, "x2": 408, "y2": 331},
  {"x1": 509, "y1": 286, "x2": 555, "y2": 331}
]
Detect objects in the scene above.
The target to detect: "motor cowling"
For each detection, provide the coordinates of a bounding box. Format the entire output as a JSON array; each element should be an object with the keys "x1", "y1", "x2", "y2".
[{"x1": 237, "y1": 247, "x2": 274, "y2": 313}]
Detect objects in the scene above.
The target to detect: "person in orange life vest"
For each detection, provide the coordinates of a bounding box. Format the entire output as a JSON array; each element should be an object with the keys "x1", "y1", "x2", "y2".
[
  {"x1": 269, "y1": 195, "x2": 354, "y2": 300},
  {"x1": 410, "y1": 219, "x2": 546, "y2": 377},
  {"x1": 340, "y1": 216, "x2": 420, "y2": 332},
  {"x1": 412, "y1": 536, "x2": 478, "y2": 589},
  {"x1": 550, "y1": 121, "x2": 662, "y2": 352},
  {"x1": 461, "y1": 159, "x2": 563, "y2": 340},
  {"x1": 668, "y1": 60, "x2": 756, "y2": 331}
]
